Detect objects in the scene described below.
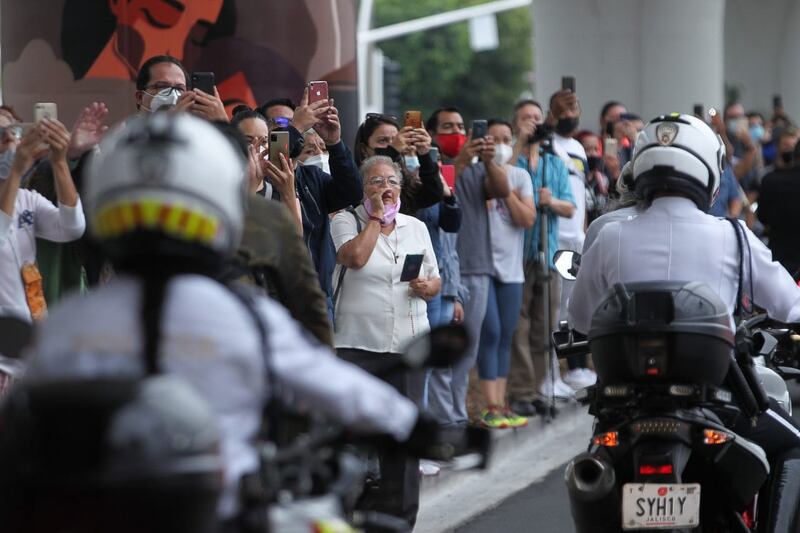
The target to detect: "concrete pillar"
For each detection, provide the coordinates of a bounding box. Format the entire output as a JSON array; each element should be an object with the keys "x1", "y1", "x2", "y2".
[
  {"x1": 531, "y1": 0, "x2": 725, "y2": 129},
  {"x1": 725, "y1": 0, "x2": 800, "y2": 120}
]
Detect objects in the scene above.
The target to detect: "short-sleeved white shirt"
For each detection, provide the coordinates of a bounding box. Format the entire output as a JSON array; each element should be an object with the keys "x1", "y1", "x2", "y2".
[
  {"x1": 331, "y1": 206, "x2": 440, "y2": 353},
  {"x1": 0, "y1": 190, "x2": 85, "y2": 320},
  {"x1": 488, "y1": 165, "x2": 534, "y2": 283}
]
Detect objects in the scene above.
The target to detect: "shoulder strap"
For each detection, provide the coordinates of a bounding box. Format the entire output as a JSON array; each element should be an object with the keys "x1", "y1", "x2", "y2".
[
  {"x1": 332, "y1": 207, "x2": 361, "y2": 330},
  {"x1": 726, "y1": 217, "x2": 753, "y2": 319},
  {"x1": 225, "y1": 281, "x2": 275, "y2": 386}
]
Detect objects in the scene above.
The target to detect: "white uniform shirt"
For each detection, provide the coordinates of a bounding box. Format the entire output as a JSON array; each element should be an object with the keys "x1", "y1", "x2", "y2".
[
  {"x1": 569, "y1": 196, "x2": 800, "y2": 334},
  {"x1": 331, "y1": 206, "x2": 439, "y2": 353},
  {"x1": 582, "y1": 205, "x2": 641, "y2": 253},
  {"x1": 553, "y1": 134, "x2": 587, "y2": 247},
  {"x1": 26, "y1": 274, "x2": 418, "y2": 518},
  {"x1": 0, "y1": 190, "x2": 85, "y2": 320}
]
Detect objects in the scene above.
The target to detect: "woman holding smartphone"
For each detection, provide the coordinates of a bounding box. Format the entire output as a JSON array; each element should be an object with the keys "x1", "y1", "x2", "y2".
[
  {"x1": 330, "y1": 155, "x2": 440, "y2": 528},
  {"x1": 353, "y1": 114, "x2": 444, "y2": 213}
]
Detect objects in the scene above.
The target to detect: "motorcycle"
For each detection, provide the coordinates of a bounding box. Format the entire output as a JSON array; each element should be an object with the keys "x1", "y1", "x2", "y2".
[
  {"x1": 239, "y1": 324, "x2": 493, "y2": 533},
  {"x1": 549, "y1": 257, "x2": 800, "y2": 532}
]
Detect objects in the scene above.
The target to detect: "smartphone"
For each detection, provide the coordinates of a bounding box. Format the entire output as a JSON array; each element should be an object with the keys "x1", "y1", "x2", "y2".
[
  {"x1": 404, "y1": 110, "x2": 422, "y2": 129},
  {"x1": 693, "y1": 104, "x2": 704, "y2": 118},
  {"x1": 191, "y1": 72, "x2": 215, "y2": 95},
  {"x1": 400, "y1": 254, "x2": 424, "y2": 282},
  {"x1": 441, "y1": 164, "x2": 456, "y2": 190},
  {"x1": 269, "y1": 131, "x2": 290, "y2": 163},
  {"x1": 603, "y1": 138, "x2": 618, "y2": 157},
  {"x1": 33, "y1": 103, "x2": 57, "y2": 123},
  {"x1": 561, "y1": 76, "x2": 576, "y2": 93},
  {"x1": 471, "y1": 119, "x2": 488, "y2": 140},
  {"x1": 774, "y1": 94, "x2": 783, "y2": 109},
  {"x1": 428, "y1": 147, "x2": 440, "y2": 164},
  {"x1": 308, "y1": 81, "x2": 329, "y2": 104}
]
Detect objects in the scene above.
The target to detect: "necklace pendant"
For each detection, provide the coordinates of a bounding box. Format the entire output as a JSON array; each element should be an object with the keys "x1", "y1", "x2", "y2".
[{"x1": 394, "y1": 254, "x2": 399, "y2": 263}]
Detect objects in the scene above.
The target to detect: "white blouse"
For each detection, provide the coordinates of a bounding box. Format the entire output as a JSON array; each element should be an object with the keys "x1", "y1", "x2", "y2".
[{"x1": 331, "y1": 205, "x2": 439, "y2": 354}]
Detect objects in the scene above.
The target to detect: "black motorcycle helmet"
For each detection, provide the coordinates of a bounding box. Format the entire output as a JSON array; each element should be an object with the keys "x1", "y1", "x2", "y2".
[
  {"x1": 0, "y1": 375, "x2": 223, "y2": 533},
  {"x1": 589, "y1": 281, "x2": 734, "y2": 386}
]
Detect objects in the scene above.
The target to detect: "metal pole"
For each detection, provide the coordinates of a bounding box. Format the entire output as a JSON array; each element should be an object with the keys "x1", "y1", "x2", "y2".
[{"x1": 538, "y1": 138, "x2": 557, "y2": 421}]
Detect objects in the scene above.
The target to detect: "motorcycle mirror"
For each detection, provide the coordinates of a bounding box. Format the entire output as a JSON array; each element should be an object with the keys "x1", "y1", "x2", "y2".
[
  {"x1": 0, "y1": 316, "x2": 34, "y2": 360},
  {"x1": 755, "y1": 331, "x2": 779, "y2": 358},
  {"x1": 554, "y1": 250, "x2": 580, "y2": 281},
  {"x1": 402, "y1": 324, "x2": 470, "y2": 369}
]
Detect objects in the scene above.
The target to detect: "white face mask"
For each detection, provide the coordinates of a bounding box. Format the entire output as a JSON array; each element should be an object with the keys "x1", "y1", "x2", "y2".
[
  {"x1": 404, "y1": 155, "x2": 420, "y2": 172},
  {"x1": 143, "y1": 87, "x2": 180, "y2": 113},
  {"x1": 493, "y1": 143, "x2": 513, "y2": 166},
  {"x1": 302, "y1": 153, "x2": 331, "y2": 175}
]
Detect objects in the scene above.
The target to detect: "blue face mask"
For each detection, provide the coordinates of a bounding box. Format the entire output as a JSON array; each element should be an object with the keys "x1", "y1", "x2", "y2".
[
  {"x1": 749, "y1": 124, "x2": 765, "y2": 142},
  {"x1": 404, "y1": 155, "x2": 420, "y2": 172}
]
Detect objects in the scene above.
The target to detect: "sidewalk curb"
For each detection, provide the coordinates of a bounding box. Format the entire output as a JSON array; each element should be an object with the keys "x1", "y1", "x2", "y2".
[{"x1": 416, "y1": 402, "x2": 592, "y2": 533}]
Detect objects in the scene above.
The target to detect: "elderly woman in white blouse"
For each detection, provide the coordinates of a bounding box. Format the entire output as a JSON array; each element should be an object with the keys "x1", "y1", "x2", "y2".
[{"x1": 330, "y1": 154, "x2": 440, "y2": 527}]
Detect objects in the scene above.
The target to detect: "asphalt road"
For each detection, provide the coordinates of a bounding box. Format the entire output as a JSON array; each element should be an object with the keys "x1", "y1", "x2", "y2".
[{"x1": 457, "y1": 383, "x2": 800, "y2": 533}]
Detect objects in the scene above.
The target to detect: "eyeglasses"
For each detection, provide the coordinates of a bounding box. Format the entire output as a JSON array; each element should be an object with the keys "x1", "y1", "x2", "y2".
[
  {"x1": 0, "y1": 124, "x2": 22, "y2": 140},
  {"x1": 268, "y1": 117, "x2": 291, "y2": 128},
  {"x1": 145, "y1": 83, "x2": 186, "y2": 95},
  {"x1": 367, "y1": 176, "x2": 401, "y2": 188}
]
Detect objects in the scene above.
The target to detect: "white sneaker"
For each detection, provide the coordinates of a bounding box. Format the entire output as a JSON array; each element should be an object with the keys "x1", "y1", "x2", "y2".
[
  {"x1": 540, "y1": 378, "x2": 575, "y2": 400},
  {"x1": 555, "y1": 378, "x2": 576, "y2": 398},
  {"x1": 564, "y1": 368, "x2": 596, "y2": 390},
  {"x1": 580, "y1": 368, "x2": 598, "y2": 384},
  {"x1": 419, "y1": 459, "x2": 441, "y2": 476}
]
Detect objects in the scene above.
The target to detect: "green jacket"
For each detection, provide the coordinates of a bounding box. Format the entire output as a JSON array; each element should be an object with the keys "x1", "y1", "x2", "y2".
[{"x1": 237, "y1": 196, "x2": 333, "y2": 347}]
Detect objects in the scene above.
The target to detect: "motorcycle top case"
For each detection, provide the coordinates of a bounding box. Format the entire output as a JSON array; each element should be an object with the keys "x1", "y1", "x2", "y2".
[{"x1": 588, "y1": 282, "x2": 734, "y2": 386}]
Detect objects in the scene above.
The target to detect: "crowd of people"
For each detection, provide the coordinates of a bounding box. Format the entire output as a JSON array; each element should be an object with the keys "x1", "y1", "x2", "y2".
[{"x1": 1, "y1": 51, "x2": 799, "y2": 531}]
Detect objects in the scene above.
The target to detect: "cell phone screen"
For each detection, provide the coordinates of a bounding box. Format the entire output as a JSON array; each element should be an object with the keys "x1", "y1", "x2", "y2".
[
  {"x1": 400, "y1": 254, "x2": 424, "y2": 282},
  {"x1": 471, "y1": 120, "x2": 487, "y2": 140},
  {"x1": 561, "y1": 76, "x2": 575, "y2": 93}
]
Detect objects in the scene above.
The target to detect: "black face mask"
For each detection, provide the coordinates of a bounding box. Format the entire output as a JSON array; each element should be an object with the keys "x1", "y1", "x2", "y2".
[
  {"x1": 781, "y1": 151, "x2": 794, "y2": 165},
  {"x1": 587, "y1": 155, "x2": 603, "y2": 173},
  {"x1": 373, "y1": 146, "x2": 399, "y2": 161},
  {"x1": 556, "y1": 117, "x2": 580, "y2": 136}
]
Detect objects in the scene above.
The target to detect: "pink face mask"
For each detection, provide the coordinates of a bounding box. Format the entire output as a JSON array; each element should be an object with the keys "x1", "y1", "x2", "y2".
[{"x1": 364, "y1": 194, "x2": 402, "y2": 226}]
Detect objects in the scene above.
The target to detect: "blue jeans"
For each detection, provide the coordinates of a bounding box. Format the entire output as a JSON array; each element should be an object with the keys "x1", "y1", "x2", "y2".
[
  {"x1": 426, "y1": 275, "x2": 490, "y2": 426},
  {"x1": 477, "y1": 279, "x2": 524, "y2": 380},
  {"x1": 424, "y1": 296, "x2": 455, "y2": 410}
]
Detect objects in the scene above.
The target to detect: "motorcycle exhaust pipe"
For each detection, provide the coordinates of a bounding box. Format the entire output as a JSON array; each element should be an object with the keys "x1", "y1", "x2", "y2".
[{"x1": 564, "y1": 453, "x2": 620, "y2": 533}]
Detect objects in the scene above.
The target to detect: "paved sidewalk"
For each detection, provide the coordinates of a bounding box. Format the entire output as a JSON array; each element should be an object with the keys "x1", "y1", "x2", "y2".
[{"x1": 415, "y1": 403, "x2": 592, "y2": 533}]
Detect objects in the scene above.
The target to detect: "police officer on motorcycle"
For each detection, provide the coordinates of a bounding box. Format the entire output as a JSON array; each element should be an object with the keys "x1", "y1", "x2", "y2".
[
  {"x1": 13, "y1": 113, "x2": 440, "y2": 531},
  {"x1": 569, "y1": 112, "x2": 800, "y2": 532}
]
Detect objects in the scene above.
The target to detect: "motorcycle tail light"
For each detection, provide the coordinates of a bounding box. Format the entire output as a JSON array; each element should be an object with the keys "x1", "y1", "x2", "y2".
[
  {"x1": 593, "y1": 431, "x2": 619, "y2": 447},
  {"x1": 703, "y1": 428, "x2": 733, "y2": 445},
  {"x1": 639, "y1": 464, "x2": 673, "y2": 475}
]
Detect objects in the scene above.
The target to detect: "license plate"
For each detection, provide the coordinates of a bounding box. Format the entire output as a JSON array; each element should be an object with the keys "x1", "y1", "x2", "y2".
[{"x1": 622, "y1": 483, "x2": 701, "y2": 530}]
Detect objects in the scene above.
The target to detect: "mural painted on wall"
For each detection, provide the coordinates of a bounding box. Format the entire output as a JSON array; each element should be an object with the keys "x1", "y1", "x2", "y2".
[{"x1": 1, "y1": 0, "x2": 357, "y2": 131}]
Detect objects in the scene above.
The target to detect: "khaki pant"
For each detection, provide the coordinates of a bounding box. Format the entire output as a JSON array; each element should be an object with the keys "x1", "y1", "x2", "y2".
[{"x1": 508, "y1": 261, "x2": 561, "y2": 402}]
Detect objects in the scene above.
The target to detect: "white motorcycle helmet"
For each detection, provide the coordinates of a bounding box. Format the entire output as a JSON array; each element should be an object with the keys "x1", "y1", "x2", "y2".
[
  {"x1": 85, "y1": 113, "x2": 247, "y2": 266},
  {"x1": 631, "y1": 113, "x2": 725, "y2": 211}
]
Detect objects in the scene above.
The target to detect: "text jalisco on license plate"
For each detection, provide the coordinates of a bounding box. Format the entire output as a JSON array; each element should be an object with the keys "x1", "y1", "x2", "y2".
[{"x1": 622, "y1": 483, "x2": 701, "y2": 530}]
